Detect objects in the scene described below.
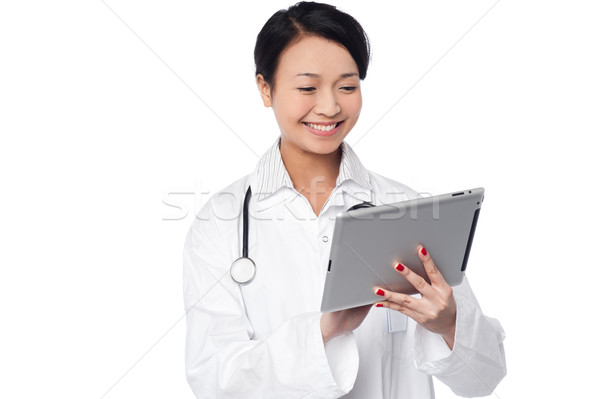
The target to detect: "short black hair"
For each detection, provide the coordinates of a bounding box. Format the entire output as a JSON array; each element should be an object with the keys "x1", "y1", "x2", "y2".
[{"x1": 254, "y1": 1, "x2": 370, "y2": 89}]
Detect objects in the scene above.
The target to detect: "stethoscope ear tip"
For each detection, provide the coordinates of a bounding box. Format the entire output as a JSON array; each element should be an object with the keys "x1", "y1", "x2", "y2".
[{"x1": 347, "y1": 201, "x2": 376, "y2": 212}]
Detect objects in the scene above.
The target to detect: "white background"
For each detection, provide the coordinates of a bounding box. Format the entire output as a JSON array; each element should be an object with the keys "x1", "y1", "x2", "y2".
[{"x1": 1, "y1": 1, "x2": 598, "y2": 398}]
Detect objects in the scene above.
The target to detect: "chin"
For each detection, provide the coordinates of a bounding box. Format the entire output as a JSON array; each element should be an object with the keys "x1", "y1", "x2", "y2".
[{"x1": 304, "y1": 137, "x2": 344, "y2": 155}]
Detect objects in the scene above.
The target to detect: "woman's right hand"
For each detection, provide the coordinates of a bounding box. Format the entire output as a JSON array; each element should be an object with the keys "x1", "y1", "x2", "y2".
[{"x1": 320, "y1": 305, "x2": 372, "y2": 343}]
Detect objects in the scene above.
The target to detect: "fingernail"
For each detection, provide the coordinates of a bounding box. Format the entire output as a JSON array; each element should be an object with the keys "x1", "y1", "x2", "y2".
[
  {"x1": 376, "y1": 289, "x2": 385, "y2": 296},
  {"x1": 420, "y1": 247, "x2": 428, "y2": 256},
  {"x1": 375, "y1": 303, "x2": 383, "y2": 307},
  {"x1": 395, "y1": 263, "x2": 405, "y2": 272}
]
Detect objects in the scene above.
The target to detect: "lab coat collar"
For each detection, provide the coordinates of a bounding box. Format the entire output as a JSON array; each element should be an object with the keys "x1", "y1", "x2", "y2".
[{"x1": 249, "y1": 137, "x2": 373, "y2": 211}]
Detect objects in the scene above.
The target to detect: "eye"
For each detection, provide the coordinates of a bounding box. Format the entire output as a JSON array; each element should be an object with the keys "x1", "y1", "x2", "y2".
[
  {"x1": 298, "y1": 87, "x2": 316, "y2": 93},
  {"x1": 340, "y1": 86, "x2": 357, "y2": 92}
]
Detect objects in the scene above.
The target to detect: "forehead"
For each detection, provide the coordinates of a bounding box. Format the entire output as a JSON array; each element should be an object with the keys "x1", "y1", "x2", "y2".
[{"x1": 275, "y1": 35, "x2": 359, "y2": 79}]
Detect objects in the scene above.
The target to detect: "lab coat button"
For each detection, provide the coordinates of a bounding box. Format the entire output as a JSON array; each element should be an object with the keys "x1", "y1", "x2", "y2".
[{"x1": 322, "y1": 235, "x2": 328, "y2": 242}]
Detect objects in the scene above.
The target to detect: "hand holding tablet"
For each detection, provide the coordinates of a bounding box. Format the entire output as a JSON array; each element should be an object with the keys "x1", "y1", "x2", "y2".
[{"x1": 373, "y1": 245, "x2": 458, "y2": 349}]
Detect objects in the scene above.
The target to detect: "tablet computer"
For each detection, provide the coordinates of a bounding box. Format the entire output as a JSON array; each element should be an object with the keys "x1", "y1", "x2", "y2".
[{"x1": 320, "y1": 188, "x2": 484, "y2": 313}]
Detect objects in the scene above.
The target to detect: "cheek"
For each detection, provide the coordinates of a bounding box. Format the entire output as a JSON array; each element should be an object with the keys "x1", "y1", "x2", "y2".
[
  {"x1": 343, "y1": 96, "x2": 362, "y2": 119},
  {"x1": 283, "y1": 97, "x2": 314, "y2": 121},
  {"x1": 272, "y1": 97, "x2": 312, "y2": 129}
]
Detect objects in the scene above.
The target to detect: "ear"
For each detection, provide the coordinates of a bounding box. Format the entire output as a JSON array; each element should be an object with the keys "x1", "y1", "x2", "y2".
[{"x1": 256, "y1": 74, "x2": 272, "y2": 107}]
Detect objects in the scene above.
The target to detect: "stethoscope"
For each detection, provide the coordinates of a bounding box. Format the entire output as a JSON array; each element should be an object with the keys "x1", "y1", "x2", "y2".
[{"x1": 230, "y1": 185, "x2": 375, "y2": 285}]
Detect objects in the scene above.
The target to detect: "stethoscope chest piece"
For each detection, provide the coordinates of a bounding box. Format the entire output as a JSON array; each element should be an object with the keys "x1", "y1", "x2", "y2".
[{"x1": 230, "y1": 256, "x2": 256, "y2": 285}]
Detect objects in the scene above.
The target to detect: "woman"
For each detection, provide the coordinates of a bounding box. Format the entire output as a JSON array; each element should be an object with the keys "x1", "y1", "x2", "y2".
[{"x1": 183, "y1": 2, "x2": 506, "y2": 398}]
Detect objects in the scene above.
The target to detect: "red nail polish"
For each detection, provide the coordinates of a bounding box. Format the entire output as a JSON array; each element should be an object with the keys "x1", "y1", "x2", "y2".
[
  {"x1": 395, "y1": 263, "x2": 405, "y2": 272},
  {"x1": 375, "y1": 303, "x2": 383, "y2": 307},
  {"x1": 421, "y1": 247, "x2": 428, "y2": 256},
  {"x1": 376, "y1": 289, "x2": 385, "y2": 296}
]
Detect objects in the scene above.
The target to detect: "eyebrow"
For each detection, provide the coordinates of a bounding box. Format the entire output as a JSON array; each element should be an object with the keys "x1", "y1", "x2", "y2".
[{"x1": 296, "y1": 72, "x2": 359, "y2": 78}]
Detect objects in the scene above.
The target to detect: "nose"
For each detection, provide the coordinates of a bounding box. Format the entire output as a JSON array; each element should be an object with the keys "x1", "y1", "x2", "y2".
[{"x1": 314, "y1": 90, "x2": 341, "y2": 117}]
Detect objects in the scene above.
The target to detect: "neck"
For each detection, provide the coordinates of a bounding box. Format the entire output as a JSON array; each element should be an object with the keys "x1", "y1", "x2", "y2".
[{"x1": 279, "y1": 139, "x2": 342, "y2": 196}]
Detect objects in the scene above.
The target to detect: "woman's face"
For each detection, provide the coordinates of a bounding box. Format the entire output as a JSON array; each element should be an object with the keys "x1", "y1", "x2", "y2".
[{"x1": 257, "y1": 35, "x2": 362, "y2": 157}]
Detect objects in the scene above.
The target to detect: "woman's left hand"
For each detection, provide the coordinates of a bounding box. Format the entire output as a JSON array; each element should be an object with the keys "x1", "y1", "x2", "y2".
[{"x1": 373, "y1": 245, "x2": 457, "y2": 349}]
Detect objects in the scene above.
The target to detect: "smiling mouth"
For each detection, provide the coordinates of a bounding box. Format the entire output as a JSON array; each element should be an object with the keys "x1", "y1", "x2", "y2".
[{"x1": 302, "y1": 121, "x2": 342, "y2": 132}]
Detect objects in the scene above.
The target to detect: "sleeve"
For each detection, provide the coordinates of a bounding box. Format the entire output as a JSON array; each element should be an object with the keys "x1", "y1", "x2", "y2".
[
  {"x1": 183, "y1": 203, "x2": 359, "y2": 399},
  {"x1": 412, "y1": 277, "x2": 507, "y2": 397}
]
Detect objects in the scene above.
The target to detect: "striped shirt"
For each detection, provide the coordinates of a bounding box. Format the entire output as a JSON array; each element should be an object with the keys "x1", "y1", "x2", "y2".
[{"x1": 250, "y1": 136, "x2": 372, "y2": 202}]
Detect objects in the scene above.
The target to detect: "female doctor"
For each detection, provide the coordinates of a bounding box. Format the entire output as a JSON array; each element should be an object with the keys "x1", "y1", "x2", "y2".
[{"x1": 183, "y1": 2, "x2": 506, "y2": 398}]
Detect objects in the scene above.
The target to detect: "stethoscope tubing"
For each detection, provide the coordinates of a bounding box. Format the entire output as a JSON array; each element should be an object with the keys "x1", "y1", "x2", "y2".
[{"x1": 242, "y1": 185, "x2": 251, "y2": 258}]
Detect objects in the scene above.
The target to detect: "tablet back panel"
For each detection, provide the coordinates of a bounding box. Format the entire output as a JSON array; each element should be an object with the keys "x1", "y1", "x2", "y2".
[{"x1": 320, "y1": 188, "x2": 484, "y2": 313}]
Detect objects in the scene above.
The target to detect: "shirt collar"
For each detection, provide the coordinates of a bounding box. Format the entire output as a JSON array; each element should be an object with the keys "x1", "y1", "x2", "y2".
[{"x1": 249, "y1": 136, "x2": 372, "y2": 206}]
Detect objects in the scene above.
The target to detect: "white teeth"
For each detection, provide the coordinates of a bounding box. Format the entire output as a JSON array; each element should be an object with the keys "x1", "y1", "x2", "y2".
[{"x1": 306, "y1": 122, "x2": 338, "y2": 132}]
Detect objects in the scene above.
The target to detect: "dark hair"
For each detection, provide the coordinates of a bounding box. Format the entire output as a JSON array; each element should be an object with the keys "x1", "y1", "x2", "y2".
[{"x1": 254, "y1": 1, "x2": 370, "y2": 90}]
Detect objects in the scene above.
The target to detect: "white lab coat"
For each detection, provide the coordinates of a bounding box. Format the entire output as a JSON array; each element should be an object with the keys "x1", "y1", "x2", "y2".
[{"x1": 183, "y1": 138, "x2": 506, "y2": 398}]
